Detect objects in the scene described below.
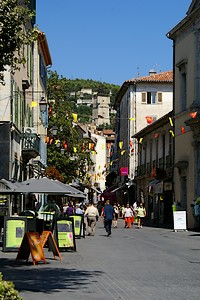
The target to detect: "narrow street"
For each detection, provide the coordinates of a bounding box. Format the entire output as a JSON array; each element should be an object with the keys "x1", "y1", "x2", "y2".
[{"x1": 0, "y1": 219, "x2": 200, "y2": 300}]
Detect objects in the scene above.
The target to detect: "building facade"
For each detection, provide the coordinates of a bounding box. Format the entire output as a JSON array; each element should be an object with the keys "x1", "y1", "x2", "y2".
[
  {"x1": 0, "y1": 30, "x2": 51, "y2": 182},
  {"x1": 167, "y1": 0, "x2": 200, "y2": 228},
  {"x1": 113, "y1": 71, "x2": 173, "y2": 199},
  {"x1": 133, "y1": 111, "x2": 174, "y2": 227}
]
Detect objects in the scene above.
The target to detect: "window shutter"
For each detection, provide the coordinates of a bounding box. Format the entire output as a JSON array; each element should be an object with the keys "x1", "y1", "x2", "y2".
[
  {"x1": 157, "y1": 92, "x2": 162, "y2": 103},
  {"x1": 142, "y1": 92, "x2": 146, "y2": 103},
  {"x1": 152, "y1": 116, "x2": 157, "y2": 122}
]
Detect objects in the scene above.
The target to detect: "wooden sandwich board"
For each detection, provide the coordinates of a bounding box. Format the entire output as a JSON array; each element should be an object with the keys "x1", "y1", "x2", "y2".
[
  {"x1": 40, "y1": 230, "x2": 62, "y2": 261},
  {"x1": 16, "y1": 232, "x2": 46, "y2": 265}
]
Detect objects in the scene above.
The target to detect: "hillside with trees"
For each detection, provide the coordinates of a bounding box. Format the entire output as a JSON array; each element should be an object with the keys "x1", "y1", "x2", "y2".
[
  {"x1": 46, "y1": 71, "x2": 120, "y2": 182},
  {"x1": 47, "y1": 71, "x2": 120, "y2": 124}
]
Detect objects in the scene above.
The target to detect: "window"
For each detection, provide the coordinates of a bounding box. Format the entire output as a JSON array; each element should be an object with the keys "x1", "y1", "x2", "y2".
[
  {"x1": 141, "y1": 92, "x2": 162, "y2": 104},
  {"x1": 176, "y1": 59, "x2": 187, "y2": 112},
  {"x1": 142, "y1": 92, "x2": 146, "y2": 103},
  {"x1": 157, "y1": 92, "x2": 162, "y2": 103}
]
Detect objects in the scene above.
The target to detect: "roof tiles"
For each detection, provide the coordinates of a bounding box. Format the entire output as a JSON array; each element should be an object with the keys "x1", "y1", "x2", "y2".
[{"x1": 126, "y1": 70, "x2": 173, "y2": 83}]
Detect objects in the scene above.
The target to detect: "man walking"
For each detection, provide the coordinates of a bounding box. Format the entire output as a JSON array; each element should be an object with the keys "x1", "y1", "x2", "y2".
[
  {"x1": 104, "y1": 200, "x2": 114, "y2": 237},
  {"x1": 84, "y1": 202, "x2": 99, "y2": 236}
]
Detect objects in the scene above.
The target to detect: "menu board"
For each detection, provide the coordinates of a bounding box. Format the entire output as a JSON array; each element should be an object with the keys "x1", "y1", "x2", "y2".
[
  {"x1": 56, "y1": 219, "x2": 76, "y2": 251},
  {"x1": 4, "y1": 219, "x2": 25, "y2": 250},
  {"x1": 173, "y1": 211, "x2": 187, "y2": 231},
  {"x1": 70, "y1": 215, "x2": 84, "y2": 238}
]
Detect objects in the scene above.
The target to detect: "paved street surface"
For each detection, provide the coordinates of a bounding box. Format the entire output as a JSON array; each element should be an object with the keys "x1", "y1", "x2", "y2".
[{"x1": 1, "y1": 219, "x2": 200, "y2": 300}]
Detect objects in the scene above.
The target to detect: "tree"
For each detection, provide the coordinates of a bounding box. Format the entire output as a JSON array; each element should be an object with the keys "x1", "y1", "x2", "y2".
[
  {"x1": 47, "y1": 73, "x2": 93, "y2": 183},
  {"x1": 0, "y1": 0, "x2": 38, "y2": 83}
]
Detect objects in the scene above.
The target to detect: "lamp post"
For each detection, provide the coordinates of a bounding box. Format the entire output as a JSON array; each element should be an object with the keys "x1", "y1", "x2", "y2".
[
  {"x1": 52, "y1": 125, "x2": 58, "y2": 136},
  {"x1": 39, "y1": 97, "x2": 47, "y2": 113}
]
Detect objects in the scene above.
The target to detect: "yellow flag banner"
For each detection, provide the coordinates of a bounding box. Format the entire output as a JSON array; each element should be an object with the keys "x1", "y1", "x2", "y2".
[
  {"x1": 169, "y1": 130, "x2": 174, "y2": 137},
  {"x1": 31, "y1": 101, "x2": 37, "y2": 107},
  {"x1": 139, "y1": 138, "x2": 143, "y2": 144},
  {"x1": 119, "y1": 141, "x2": 123, "y2": 149},
  {"x1": 121, "y1": 150, "x2": 126, "y2": 155},
  {"x1": 169, "y1": 117, "x2": 173, "y2": 127},
  {"x1": 73, "y1": 147, "x2": 77, "y2": 153},
  {"x1": 72, "y1": 113, "x2": 78, "y2": 122}
]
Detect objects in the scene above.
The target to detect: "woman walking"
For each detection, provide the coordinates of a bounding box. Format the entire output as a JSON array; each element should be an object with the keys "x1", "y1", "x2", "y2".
[{"x1": 136, "y1": 202, "x2": 146, "y2": 228}]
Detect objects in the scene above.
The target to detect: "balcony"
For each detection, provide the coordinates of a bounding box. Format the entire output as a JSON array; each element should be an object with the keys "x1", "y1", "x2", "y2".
[{"x1": 21, "y1": 133, "x2": 40, "y2": 162}]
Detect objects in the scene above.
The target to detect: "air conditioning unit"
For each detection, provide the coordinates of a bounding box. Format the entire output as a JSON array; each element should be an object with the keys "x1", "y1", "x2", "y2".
[{"x1": 23, "y1": 127, "x2": 37, "y2": 134}]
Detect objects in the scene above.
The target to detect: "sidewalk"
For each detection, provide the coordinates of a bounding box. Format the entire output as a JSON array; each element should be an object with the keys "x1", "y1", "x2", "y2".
[{"x1": 0, "y1": 219, "x2": 200, "y2": 300}]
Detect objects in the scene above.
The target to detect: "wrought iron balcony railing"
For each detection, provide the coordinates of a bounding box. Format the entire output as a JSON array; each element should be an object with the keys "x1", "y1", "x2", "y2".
[{"x1": 21, "y1": 133, "x2": 40, "y2": 161}]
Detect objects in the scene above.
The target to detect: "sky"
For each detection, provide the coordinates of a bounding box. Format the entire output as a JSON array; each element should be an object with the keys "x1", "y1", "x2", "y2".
[{"x1": 36, "y1": 0, "x2": 192, "y2": 86}]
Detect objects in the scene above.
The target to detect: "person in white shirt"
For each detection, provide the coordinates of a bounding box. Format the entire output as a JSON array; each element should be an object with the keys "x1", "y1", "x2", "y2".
[
  {"x1": 123, "y1": 203, "x2": 133, "y2": 228},
  {"x1": 84, "y1": 202, "x2": 99, "y2": 236}
]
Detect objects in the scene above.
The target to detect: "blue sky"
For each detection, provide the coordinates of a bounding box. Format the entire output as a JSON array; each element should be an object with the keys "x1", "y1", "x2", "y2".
[{"x1": 36, "y1": 0, "x2": 192, "y2": 86}]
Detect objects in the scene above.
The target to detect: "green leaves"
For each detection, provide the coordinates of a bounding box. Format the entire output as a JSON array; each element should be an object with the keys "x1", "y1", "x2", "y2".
[
  {"x1": 0, "y1": 272, "x2": 22, "y2": 300},
  {"x1": 0, "y1": 0, "x2": 38, "y2": 83}
]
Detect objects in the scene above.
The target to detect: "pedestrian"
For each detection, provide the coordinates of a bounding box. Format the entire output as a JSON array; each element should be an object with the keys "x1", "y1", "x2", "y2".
[
  {"x1": 104, "y1": 199, "x2": 115, "y2": 237},
  {"x1": 123, "y1": 203, "x2": 133, "y2": 228},
  {"x1": 84, "y1": 202, "x2": 99, "y2": 236},
  {"x1": 136, "y1": 202, "x2": 146, "y2": 228},
  {"x1": 113, "y1": 203, "x2": 119, "y2": 228},
  {"x1": 75, "y1": 203, "x2": 83, "y2": 215},
  {"x1": 66, "y1": 203, "x2": 74, "y2": 216}
]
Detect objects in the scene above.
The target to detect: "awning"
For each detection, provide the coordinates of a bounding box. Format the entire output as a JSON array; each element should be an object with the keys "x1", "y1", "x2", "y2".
[
  {"x1": 148, "y1": 179, "x2": 160, "y2": 186},
  {"x1": 14, "y1": 177, "x2": 77, "y2": 195},
  {"x1": 54, "y1": 180, "x2": 86, "y2": 196},
  {"x1": 91, "y1": 186, "x2": 102, "y2": 194},
  {"x1": 0, "y1": 179, "x2": 22, "y2": 193},
  {"x1": 111, "y1": 184, "x2": 126, "y2": 193}
]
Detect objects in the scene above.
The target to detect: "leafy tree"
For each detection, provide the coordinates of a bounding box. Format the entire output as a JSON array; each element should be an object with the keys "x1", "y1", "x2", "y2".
[
  {"x1": 0, "y1": 0, "x2": 38, "y2": 83},
  {"x1": 47, "y1": 73, "x2": 93, "y2": 183},
  {"x1": 46, "y1": 71, "x2": 120, "y2": 183}
]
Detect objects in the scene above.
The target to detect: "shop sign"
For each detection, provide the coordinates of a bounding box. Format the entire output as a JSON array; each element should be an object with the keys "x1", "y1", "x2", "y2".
[
  {"x1": 120, "y1": 167, "x2": 128, "y2": 176},
  {"x1": 164, "y1": 182, "x2": 172, "y2": 191},
  {"x1": 154, "y1": 182, "x2": 163, "y2": 194}
]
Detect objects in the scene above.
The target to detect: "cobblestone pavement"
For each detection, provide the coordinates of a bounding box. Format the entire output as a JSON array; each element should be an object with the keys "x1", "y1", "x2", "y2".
[{"x1": 1, "y1": 219, "x2": 200, "y2": 300}]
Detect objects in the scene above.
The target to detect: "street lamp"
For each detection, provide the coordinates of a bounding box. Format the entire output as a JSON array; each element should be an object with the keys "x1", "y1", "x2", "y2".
[
  {"x1": 52, "y1": 126, "x2": 58, "y2": 136},
  {"x1": 39, "y1": 97, "x2": 47, "y2": 113}
]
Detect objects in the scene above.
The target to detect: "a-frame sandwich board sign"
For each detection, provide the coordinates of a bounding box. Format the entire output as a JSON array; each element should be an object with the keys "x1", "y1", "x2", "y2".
[
  {"x1": 70, "y1": 214, "x2": 85, "y2": 238},
  {"x1": 40, "y1": 230, "x2": 62, "y2": 261},
  {"x1": 16, "y1": 232, "x2": 46, "y2": 265},
  {"x1": 54, "y1": 217, "x2": 76, "y2": 252}
]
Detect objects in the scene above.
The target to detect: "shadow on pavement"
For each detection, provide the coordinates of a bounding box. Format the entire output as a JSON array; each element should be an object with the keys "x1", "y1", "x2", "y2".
[{"x1": 0, "y1": 257, "x2": 104, "y2": 294}]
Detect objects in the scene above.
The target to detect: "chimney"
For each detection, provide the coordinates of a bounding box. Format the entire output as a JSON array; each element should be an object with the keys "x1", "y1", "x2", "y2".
[{"x1": 149, "y1": 69, "x2": 156, "y2": 76}]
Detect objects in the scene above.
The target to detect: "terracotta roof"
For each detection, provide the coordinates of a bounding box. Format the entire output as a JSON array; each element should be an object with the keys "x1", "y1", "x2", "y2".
[
  {"x1": 127, "y1": 70, "x2": 173, "y2": 83},
  {"x1": 38, "y1": 31, "x2": 52, "y2": 66}
]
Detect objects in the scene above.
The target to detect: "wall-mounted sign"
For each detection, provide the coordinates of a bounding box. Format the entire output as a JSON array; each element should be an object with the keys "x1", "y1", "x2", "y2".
[
  {"x1": 164, "y1": 182, "x2": 172, "y2": 191},
  {"x1": 120, "y1": 167, "x2": 128, "y2": 176}
]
